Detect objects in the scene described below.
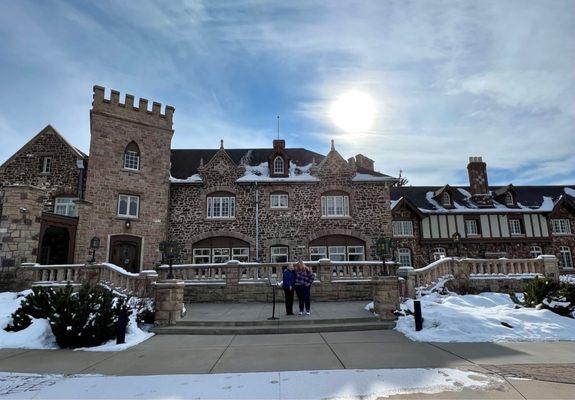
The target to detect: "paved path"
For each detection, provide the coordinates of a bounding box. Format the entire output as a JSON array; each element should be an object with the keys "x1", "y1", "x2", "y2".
[{"x1": 0, "y1": 332, "x2": 574, "y2": 398}]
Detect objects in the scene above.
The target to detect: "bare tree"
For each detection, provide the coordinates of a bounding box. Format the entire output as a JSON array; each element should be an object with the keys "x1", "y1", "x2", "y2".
[{"x1": 397, "y1": 170, "x2": 409, "y2": 186}]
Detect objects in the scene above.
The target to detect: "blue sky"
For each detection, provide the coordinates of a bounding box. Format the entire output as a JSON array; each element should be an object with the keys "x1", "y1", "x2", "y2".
[{"x1": 0, "y1": 0, "x2": 574, "y2": 185}]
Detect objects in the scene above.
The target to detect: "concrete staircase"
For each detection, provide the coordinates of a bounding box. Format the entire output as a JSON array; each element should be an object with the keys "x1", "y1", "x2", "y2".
[{"x1": 152, "y1": 316, "x2": 395, "y2": 335}]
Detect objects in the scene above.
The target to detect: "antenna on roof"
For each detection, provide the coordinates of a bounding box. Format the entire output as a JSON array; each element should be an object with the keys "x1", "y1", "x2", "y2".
[{"x1": 277, "y1": 115, "x2": 280, "y2": 140}]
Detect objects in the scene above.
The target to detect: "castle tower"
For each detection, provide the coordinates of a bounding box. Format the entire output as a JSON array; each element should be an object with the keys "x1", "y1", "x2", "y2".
[{"x1": 75, "y1": 86, "x2": 175, "y2": 270}]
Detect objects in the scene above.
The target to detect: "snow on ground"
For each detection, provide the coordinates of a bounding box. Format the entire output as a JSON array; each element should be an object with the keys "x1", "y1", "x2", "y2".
[
  {"x1": 396, "y1": 291, "x2": 575, "y2": 342},
  {"x1": 560, "y1": 274, "x2": 575, "y2": 284},
  {"x1": 0, "y1": 368, "x2": 502, "y2": 400},
  {"x1": 0, "y1": 291, "x2": 153, "y2": 351}
]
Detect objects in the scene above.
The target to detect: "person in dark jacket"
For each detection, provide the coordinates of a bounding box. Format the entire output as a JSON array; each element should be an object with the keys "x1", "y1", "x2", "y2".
[
  {"x1": 294, "y1": 261, "x2": 315, "y2": 315},
  {"x1": 282, "y1": 264, "x2": 296, "y2": 315}
]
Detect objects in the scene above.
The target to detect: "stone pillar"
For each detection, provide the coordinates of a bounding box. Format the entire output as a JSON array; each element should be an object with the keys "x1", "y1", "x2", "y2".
[
  {"x1": 372, "y1": 276, "x2": 399, "y2": 321},
  {"x1": 224, "y1": 260, "x2": 240, "y2": 301},
  {"x1": 397, "y1": 266, "x2": 415, "y2": 298},
  {"x1": 137, "y1": 269, "x2": 158, "y2": 298},
  {"x1": 540, "y1": 255, "x2": 560, "y2": 282},
  {"x1": 318, "y1": 258, "x2": 332, "y2": 282},
  {"x1": 154, "y1": 280, "x2": 185, "y2": 326}
]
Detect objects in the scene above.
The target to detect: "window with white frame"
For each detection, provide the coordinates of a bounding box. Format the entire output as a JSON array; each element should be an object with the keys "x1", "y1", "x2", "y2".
[
  {"x1": 433, "y1": 247, "x2": 446, "y2": 261},
  {"x1": 441, "y1": 192, "x2": 451, "y2": 207},
  {"x1": 41, "y1": 157, "x2": 52, "y2": 174},
  {"x1": 123, "y1": 142, "x2": 140, "y2": 170},
  {"x1": 273, "y1": 157, "x2": 284, "y2": 175},
  {"x1": 54, "y1": 197, "x2": 78, "y2": 217},
  {"x1": 347, "y1": 246, "x2": 365, "y2": 261},
  {"x1": 465, "y1": 219, "x2": 479, "y2": 235},
  {"x1": 193, "y1": 248, "x2": 211, "y2": 264},
  {"x1": 393, "y1": 220, "x2": 414, "y2": 237},
  {"x1": 551, "y1": 219, "x2": 572, "y2": 235},
  {"x1": 530, "y1": 246, "x2": 542, "y2": 258},
  {"x1": 270, "y1": 246, "x2": 288, "y2": 263},
  {"x1": 270, "y1": 193, "x2": 288, "y2": 209},
  {"x1": 560, "y1": 246, "x2": 573, "y2": 269},
  {"x1": 505, "y1": 192, "x2": 514, "y2": 206},
  {"x1": 321, "y1": 195, "x2": 350, "y2": 217},
  {"x1": 117, "y1": 194, "x2": 139, "y2": 218},
  {"x1": 328, "y1": 246, "x2": 346, "y2": 261},
  {"x1": 309, "y1": 246, "x2": 327, "y2": 261},
  {"x1": 397, "y1": 248, "x2": 412, "y2": 267},
  {"x1": 212, "y1": 248, "x2": 230, "y2": 263},
  {"x1": 207, "y1": 196, "x2": 236, "y2": 219},
  {"x1": 509, "y1": 219, "x2": 523, "y2": 235},
  {"x1": 232, "y1": 248, "x2": 249, "y2": 262}
]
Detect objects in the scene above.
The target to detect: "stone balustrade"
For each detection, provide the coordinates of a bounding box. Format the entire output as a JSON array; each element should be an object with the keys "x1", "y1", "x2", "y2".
[
  {"x1": 398, "y1": 255, "x2": 560, "y2": 298},
  {"x1": 18, "y1": 262, "x2": 158, "y2": 298}
]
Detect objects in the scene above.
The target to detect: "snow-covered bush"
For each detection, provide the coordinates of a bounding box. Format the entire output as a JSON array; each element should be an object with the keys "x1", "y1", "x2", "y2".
[
  {"x1": 519, "y1": 277, "x2": 575, "y2": 317},
  {"x1": 130, "y1": 297, "x2": 155, "y2": 324},
  {"x1": 5, "y1": 285, "x2": 130, "y2": 349}
]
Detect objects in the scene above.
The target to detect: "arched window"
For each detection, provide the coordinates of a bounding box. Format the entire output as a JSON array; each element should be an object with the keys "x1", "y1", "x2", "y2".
[
  {"x1": 433, "y1": 247, "x2": 446, "y2": 261},
  {"x1": 560, "y1": 246, "x2": 573, "y2": 269},
  {"x1": 441, "y1": 192, "x2": 451, "y2": 207},
  {"x1": 273, "y1": 156, "x2": 284, "y2": 175},
  {"x1": 397, "y1": 248, "x2": 412, "y2": 267},
  {"x1": 123, "y1": 141, "x2": 140, "y2": 170},
  {"x1": 530, "y1": 246, "x2": 542, "y2": 258},
  {"x1": 505, "y1": 192, "x2": 514, "y2": 206}
]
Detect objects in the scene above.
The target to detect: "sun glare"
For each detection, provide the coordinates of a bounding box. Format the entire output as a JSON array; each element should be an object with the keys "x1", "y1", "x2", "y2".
[{"x1": 329, "y1": 90, "x2": 376, "y2": 133}]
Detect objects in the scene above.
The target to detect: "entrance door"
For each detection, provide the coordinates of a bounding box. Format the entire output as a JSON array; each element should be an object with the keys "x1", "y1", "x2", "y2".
[
  {"x1": 39, "y1": 227, "x2": 70, "y2": 264},
  {"x1": 109, "y1": 235, "x2": 142, "y2": 273}
]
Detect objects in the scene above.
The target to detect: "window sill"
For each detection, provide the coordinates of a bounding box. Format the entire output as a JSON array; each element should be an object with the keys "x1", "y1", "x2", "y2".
[
  {"x1": 206, "y1": 217, "x2": 236, "y2": 221},
  {"x1": 122, "y1": 168, "x2": 141, "y2": 174},
  {"x1": 393, "y1": 235, "x2": 415, "y2": 238},
  {"x1": 321, "y1": 216, "x2": 352, "y2": 220},
  {"x1": 116, "y1": 216, "x2": 139, "y2": 220},
  {"x1": 552, "y1": 233, "x2": 573, "y2": 236},
  {"x1": 511, "y1": 234, "x2": 525, "y2": 237},
  {"x1": 270, "y1": 207, "x2": 289, "y2": 211}
]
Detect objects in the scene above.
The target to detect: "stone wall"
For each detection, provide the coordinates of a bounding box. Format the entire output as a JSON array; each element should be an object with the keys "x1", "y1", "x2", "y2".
[
  {"x1": 0, "y1": 186, "x2": 45, "y2": 267},
  {"x1": 168, "y1": 147, "x2": 393, "y2": 263},
  {"x1": 447, "y1": 276, "x2": 541, "y2": 294},
  {"x1": 75, "y1": 86, "x2": 174, "y2": 268}
]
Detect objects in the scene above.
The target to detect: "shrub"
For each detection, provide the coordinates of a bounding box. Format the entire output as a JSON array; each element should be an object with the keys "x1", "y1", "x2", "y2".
[
  {"x1": 5, "y1": 284, "x2": 131, "y2": 349},
  {"x1": 130, "y1": 298, "x2": 155, "y2": 324},
  {"x1": 523, "y1": 277, "x2": 560, "y2": 307}
]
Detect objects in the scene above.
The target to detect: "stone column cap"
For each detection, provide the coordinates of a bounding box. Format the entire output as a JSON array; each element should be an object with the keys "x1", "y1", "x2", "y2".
[{"x1": 154, "y1": 280, "x2": 185, "y2": 288}]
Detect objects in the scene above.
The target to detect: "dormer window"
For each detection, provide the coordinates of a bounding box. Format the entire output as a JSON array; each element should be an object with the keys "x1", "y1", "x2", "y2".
[
  {"x1": 505, "y1": 192, "x2": 514, "y2": 206},
  {"x1": 273, "y1": 156, "x2": 284, "y2": 175},
  {"x1": 123, "y1": 141, "x2": 140, "y2": 171},
  {"x1": 441, "y1": 192, "x2": 451, "y2": 207}
]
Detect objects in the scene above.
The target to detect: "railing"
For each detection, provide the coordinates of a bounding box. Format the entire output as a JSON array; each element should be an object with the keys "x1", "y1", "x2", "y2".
[
  {"x1": 156, "y1": 259, "x2": 396, "y2": 283},
  {"x1": 398, "y1": 255, "x2": 560, "y2": 298},
  {"x1": 19, "y1": 262, "x2": 158, "y2": 297}
]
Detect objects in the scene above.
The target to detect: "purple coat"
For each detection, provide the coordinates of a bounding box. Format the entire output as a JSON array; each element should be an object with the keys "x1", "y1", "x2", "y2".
[{"x1": 295, "y1": 269, "x2": 315, "y2": 287}]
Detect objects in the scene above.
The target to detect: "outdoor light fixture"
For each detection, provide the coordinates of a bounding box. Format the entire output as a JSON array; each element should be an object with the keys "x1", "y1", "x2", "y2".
[
  {"x1": 89, "y1": 236, "x2": 101, "y2": 263},
  {"x1": 159, "y1": 240, "x2": 179, "y2": 279},
  {"x1": 125, "y1": 220, "x2": 131, "y2": 230},
  {"x1": 452, "y1": 232, "x2": 461, "y2": 257}
]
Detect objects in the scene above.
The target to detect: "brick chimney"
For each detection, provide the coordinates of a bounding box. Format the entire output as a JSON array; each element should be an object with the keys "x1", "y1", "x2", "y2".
[
  {"x1": 467, "y1": 156, "x2": 493, "y2": 207},
  {"x1": 354, "y1": 154, "x2": 374, "y2": 171}
]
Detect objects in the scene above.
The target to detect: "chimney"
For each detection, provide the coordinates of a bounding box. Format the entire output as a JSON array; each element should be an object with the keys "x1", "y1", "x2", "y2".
[
  {"x1": 467, "y1": 156, "x2": 493, "y2": 207},
  {"x1": 354, "y1": 154, "x2": 374, "y2": 171},
  {"x1": 273, "y1": 139, "x2": 285, "y2": 150}
]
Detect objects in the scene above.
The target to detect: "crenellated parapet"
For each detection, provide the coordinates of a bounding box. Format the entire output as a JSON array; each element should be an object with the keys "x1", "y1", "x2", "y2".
[{"x1": 92, "y1": 85, "x2": 175, "y2": 131}]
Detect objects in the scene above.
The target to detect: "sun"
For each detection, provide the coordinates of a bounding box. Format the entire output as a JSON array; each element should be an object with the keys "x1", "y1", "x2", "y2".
[{"x1": 329, "y1": 90, "x2": 376, "y2": 133}]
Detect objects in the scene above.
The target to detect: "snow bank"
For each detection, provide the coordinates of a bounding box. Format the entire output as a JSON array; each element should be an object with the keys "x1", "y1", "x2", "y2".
[
  {"x1": 396, "y1": 291, "x2": 575, "y2": 342},
  {"x1": 560, "y1": 275, "x2": 575, "y2": 284},
  {"x1": 0, "y1": 368, "x2": 501, "y2": 399},
  {"x1": 0, "y1": 291, "x2": 153, "y2": 351}
]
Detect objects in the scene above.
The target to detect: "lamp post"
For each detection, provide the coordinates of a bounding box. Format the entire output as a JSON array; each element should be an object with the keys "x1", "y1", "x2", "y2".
[
  {"x1": 159, "y1": 240, "x2": 178, "y2": 279},
  {"x1": 451, "y1": 232, "x2": 461, "y2": 257},
  {"x1": 89, "y1": 236, "x2": 100, "y2": 263}
]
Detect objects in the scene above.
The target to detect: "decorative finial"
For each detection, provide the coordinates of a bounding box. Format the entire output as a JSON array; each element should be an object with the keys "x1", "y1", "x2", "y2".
[
  {"x1": 220, "y1": 139, "x2": 224, "y2": 150},
  {"x1": 330, "y1": 139, "x2": 335, "y2": 151},
  {"x1": 199, "y1": 157, "x2": 204, "y2": 167}
]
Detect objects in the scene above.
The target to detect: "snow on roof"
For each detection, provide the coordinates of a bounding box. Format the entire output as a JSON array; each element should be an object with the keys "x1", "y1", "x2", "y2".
[
  {"x1": 352, "y1": 173, "x2": 397, "y2": 182},
  {"x1": 236, "y1": 162, "x2": 319, "y2": 183},
  {"x1": 565, "y1": 187, "x2": 575, "y2": 198},
  {"x1": 421, "y1": 191, "x2": 555, "y2": 214},
  {"x1": 390, "y1": 199, "x2": 400, "y2": 210},
  {"x1": 170, "y1": 174, "x2": 203, "y2": 184}
]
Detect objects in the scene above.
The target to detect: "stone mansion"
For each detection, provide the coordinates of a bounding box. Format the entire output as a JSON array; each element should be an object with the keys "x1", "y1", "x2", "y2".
[{"x1": 0, "y1": 86, "x2": 573, "y2": 272}]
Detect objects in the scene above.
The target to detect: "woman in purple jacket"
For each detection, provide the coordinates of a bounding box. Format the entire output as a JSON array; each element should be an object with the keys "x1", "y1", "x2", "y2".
[{"x1": 294, "y1": 261, "x2": 315, "y2": 315}]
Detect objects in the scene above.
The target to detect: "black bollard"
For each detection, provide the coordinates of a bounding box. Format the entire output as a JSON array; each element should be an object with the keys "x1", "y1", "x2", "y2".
[
  {"x1": 267, "y1": 284, "x2": 279, "y2": 320},
  {"x1": 116, "y1": 306, "x2": 128, "y2": 344},
  {"x1": 414, "y1": 300, "x2": 423, "y2": 331}
]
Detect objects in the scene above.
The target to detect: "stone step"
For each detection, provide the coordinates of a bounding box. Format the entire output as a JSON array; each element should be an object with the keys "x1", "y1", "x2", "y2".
[
  {"x1": 152, "y1": 321, "x2": 395, "y2": 335},
  {"x1": 176, "y1": 316, "x2": 379, "y2": 327}
]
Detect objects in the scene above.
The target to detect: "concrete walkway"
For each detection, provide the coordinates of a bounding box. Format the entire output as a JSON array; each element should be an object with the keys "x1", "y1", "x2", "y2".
[{"x1": 1, "y1": 331, "x2": 575, "y2": 398}]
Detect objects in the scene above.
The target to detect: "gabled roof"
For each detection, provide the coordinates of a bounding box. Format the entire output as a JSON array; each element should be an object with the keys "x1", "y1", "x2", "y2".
[
  {"x1": 0, "y1": 125, "x2": 87, "y2": 171},
  {"x1": 492, "y1": 184, "x2": 515, "y2": 198},
  {"x1": 391, "y1": 185, "x2": 575, "y2": 214}
]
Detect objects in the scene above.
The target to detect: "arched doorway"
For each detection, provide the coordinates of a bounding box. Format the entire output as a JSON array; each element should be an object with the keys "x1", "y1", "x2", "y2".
[
  {"x1": 109, "y1": 235, "x2": 142, "y2": 272},
  {"x1": 39, "y1": 226, "x2": 70, "y2": 265}
]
